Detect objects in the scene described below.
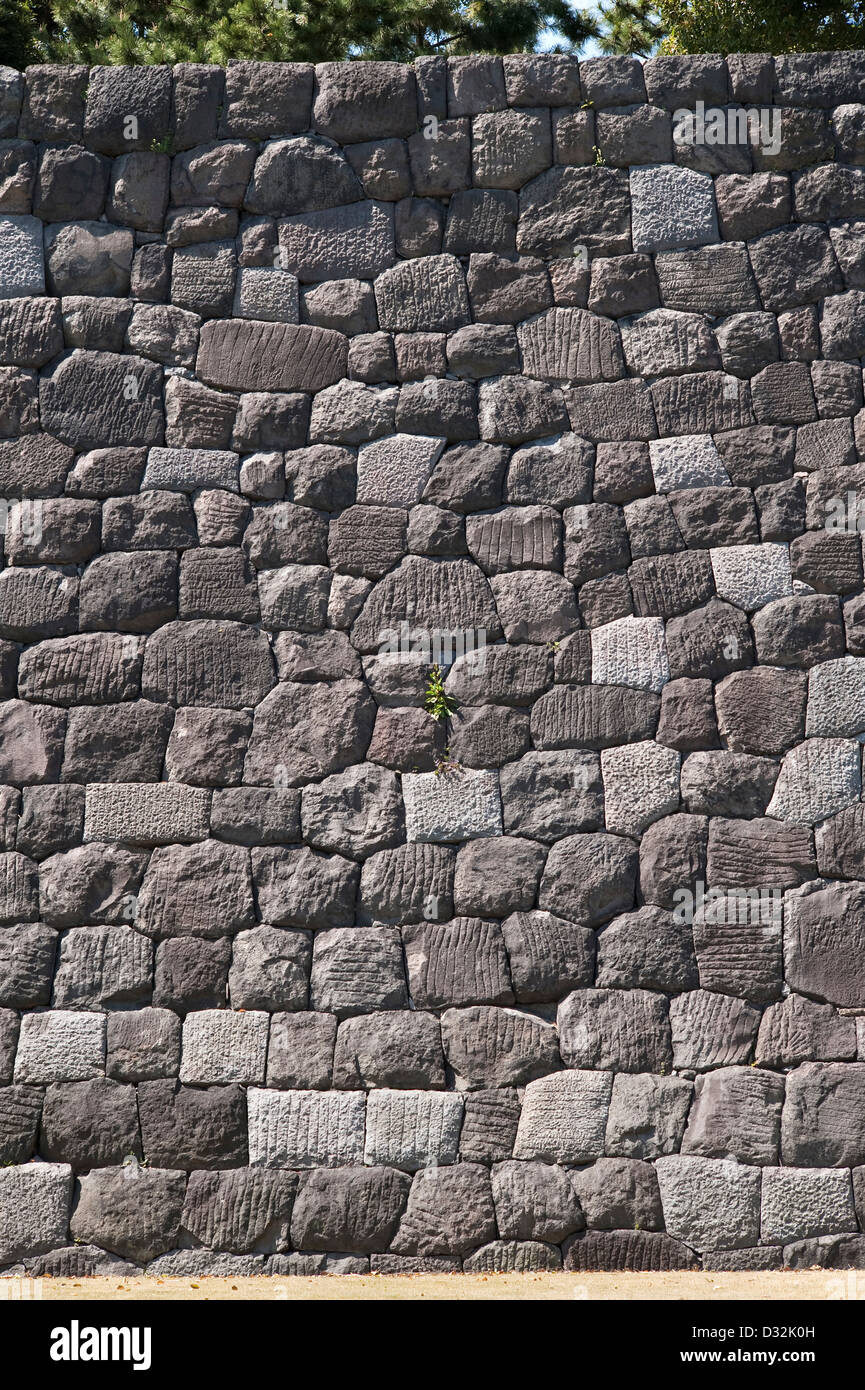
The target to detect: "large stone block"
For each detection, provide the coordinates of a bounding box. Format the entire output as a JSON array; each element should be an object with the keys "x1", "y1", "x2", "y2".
[
  {"x1": 314, "y1": 63, "x2": 417, "y2": 142},
  {"x1": 403, "y1": 918, "x2": 513, "y2": 1008},
  {"x1": 655, "y1": 1155, "x2": 761, "y2": 1251},
  {"x1": 247, "y1": 1088, "x2": 366, "y2": 1168},
  {"x1": 558, "y1": 988, "x2": 672, "y2": 1073},
  {"x1": 518, "y1": 166, "x2": 631, "y2": 258},
  {"x1": 761, "y1": 1168, "x2": 856, "y2": 1245},
  {"x1": 364, "y1": 1089, "x2": 464, "y2": 1170},
  {"x1": 441, "y1": 1005, "x2": 559, "y2": 1090},
  {"x1": 766, "y1": 738, "x2": 860, "y2": 825},
  {"x1": 39, "y1": 350, "x2": 163, "y2": 448},
  {"x1": 0, "y1": 216, "x2": 44, "y2": 299},
  {"x1": 784, "y1": 881, "x2": 865, "y2": 1010},
  {"x1": 180, "y1": 1009, "x2": 269, "y2": 1085},
  {"x1": 630, "y1": 165, "x2": 718, "y2": 253},
  {"x1": 591, "y1": 616, "x2": 669, "y2": 693},
  {"x1": 136, "y1": 840, "x2": 255, "y2": 940},
  {"x1": 197, "y1": 318, "x2": 346, "y2": 393},
  {"x1": 290, "y1": 1166, "x2": 409, "y2": 1253},
  {"x1": 52, "y1": 925, "x2": 152, "y2": 1011},
  {"x1": 605, "y1": 1072, "x2": 693, "y2": 1159},
  {"x1": 0, "y1": 1163, "x2": 72, "y2": 1262},
  {"x1": 71, "y1": 1165, "x2": 186, "y2": 1262},
  {"x1": 13, "y1": 1010, "x2": 105, "y2": 1084},
  {"x1": 600, "y1": 740, "x2": 681, "y2": 837},
  {"x1": 310, "y1": 927, "x2": 407, "y2": 1015},
  {"x1": 514, "y1": 1070, "x2": 612, "y2": 1162},
  {"x1": 83, "y1": 783, "x2": 210, "y2": 846},
  {"x1": 403, "y1": 769, "x2": 502, "y2": 843},
  {"x1": 781, "y1": 1063, "x2": 865, "y2": 1167},
  {"x1": 375, "y1": 254, "x2": 470, "y2": 333},
  {"x1": 391, "y1": 1163, "x2": 496, "y2": 1256},
  {"x1": 681, "y1": 1066, "x2": 784, "y2": 1165},
  {"x1": 279, "y1": 201, "x2": 395, "y2": 282}
]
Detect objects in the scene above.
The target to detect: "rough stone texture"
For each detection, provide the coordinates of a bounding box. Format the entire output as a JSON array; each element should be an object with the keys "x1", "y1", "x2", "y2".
[
  {"x1": 0, "y1": 1162, "x2": 72, "y2": 1262},
  {"x1": 655, "y1": 1155, "x2": 761, "y2": 1251},
  {"x1": 1, "y1": 55, "x2": 864, "y2": 1273}
]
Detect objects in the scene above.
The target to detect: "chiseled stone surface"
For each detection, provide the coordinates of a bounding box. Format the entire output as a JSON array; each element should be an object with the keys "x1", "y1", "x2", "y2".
[
  {"x1": 14, "y1": 1011, "x2": 105, "y2": 1084},
  {"x1": 760, "y1": 1167, "x2": 857, "y2": 1244},
  {"x1": 630, "y1": 166, "x2": 719, "y2": 254},
  {"x1": 648, "y1": 434, "x2": 730, "y2": 492},
  {"x1": 3, "y1": 54, "x2": 865, "y2": 1273},
  {"x1": 364, "y1": 1089, "x2": 465, "y2": 1170},
  {"x1": 601, "y1": 740, "x2": 681, "y2": 836},
  {"x1": 591, "y1": 616, "x2": 670, "y2": 693},
  {"x1": 179, "y1": 1009, "x2": 270, "y2": 1085},
  {"x1": 247, "y1": 1088, "x2": 366, "y2": 1168},
  {"x1": 655, "y1": 1155, "x2": 761, "y2": 1251},
  {"x1": 806, "y1": 656, "x2": 865, "y2": 738},
  {"x1": 709, "y1": 544, "x2": 792, "y2": 612},
  {"x1": 766, "y1": 738, "x2": 861, "y2": 825},
  {"x1": 0, "y1": 1163, "x2": 72, "y2": 1262},
  {"x1": 514, "y1": 1071, "x2": 613, "y2": 1162},
  {"x1": 84, "y1": 782, "x2": 211, "y2": 844},
  {"x1": 403, "y1": 769, "x2": 503, "y2": 842}
]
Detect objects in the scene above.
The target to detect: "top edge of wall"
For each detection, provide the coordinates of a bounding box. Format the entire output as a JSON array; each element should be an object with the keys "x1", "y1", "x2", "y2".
[{"x1": 3, "y1": 52, "x2": 865, "y2": 152}]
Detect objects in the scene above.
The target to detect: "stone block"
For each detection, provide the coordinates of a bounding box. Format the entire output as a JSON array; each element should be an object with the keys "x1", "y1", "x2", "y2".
[{"x1": 247, "y1": 1088, "x2": 366, "y2": 1168}]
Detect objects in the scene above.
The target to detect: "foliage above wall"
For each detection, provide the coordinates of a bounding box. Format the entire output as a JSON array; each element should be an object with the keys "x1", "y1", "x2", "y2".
[
  {"x1": 4, "y1": 0, "x2": 603, "y2": 64},
  {"x1": 659, "y1": 0, "x2": 865, "y2": 55}
]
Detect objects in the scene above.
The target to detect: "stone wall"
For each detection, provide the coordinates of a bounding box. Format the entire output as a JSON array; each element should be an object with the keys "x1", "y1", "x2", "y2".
[{"x1": 2, "y1": 50, "x2": 865, "y2": 1275}]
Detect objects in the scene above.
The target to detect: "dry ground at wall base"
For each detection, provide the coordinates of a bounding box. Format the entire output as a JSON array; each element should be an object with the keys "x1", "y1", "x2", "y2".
[{"x1": 18, "y1": 1272, "x2": 851, "y2": 1301}]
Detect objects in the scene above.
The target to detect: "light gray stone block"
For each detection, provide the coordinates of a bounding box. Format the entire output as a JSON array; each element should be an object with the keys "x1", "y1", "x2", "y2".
[
  {"x1": 147, "y1": 1250, "x2": 267, "y2": 1276},
  {"x1": 806, "y1": 657, "x2": 865, "y2": 738},
  {"x1": 180, "y1": 1009, "x2": 269, "y2": 1085},
  {"x1": 655, "y1": 1154, "x2": 761, "y2": 1251},
  {"x1": 403, "y1": 769, "x2": 503, "y2": 843},
  {"x1": 84, "y1": 783, "x2": 212, "y2": 845},
  {"x1": 233, "y1": 266, "x2": 300, "y2": 323},
  {"x1": 308, "y1": 379, "x2": 397, "y2": 444},
  {"x1": 591, "y1": 616, "x2": 670, "y2": 693},
  {"x1": 0, "y1": 216, "x2": 44, "y2": 299},
  {"x1": 14, "y1": 1010, "x2": 105, "y2": 1083},
  {"x1": 601, "y1": 740, "x2": 681, "y2": 836},
  {"x1": 630, "y1": 165, "x2": 718, "y2": 254},
  {"x1": 760, "y1": 1167, "x2": 856, "y2": 1244},
  {"x1": 766, "y1": 738, "x2": 861, "y2": 824},
  {"x1": 0, "y1": 1163, "x2": 72, "y2": 1262},
  {"x1": 363, "y1": 1089, "x2": 464, "y2": 1170},
  {"x1": 356, "y1": 434, "x2": 446, "y2": 508},
  {"x1": 247, "y1": 1088, "x2": 366, "y2": 1167},
  {"x1": 142, "y1": 446, "x2": 240, "y2": 492},
  {"x1": 649, "y1": 434, "x2": 730, "y2": 492},
  {"x1": 710, "y1": 543, "x2": 792, "y2": 612},
  {"x1": 514, "y1": 1070, "x2": 612, "y2": 1162}
]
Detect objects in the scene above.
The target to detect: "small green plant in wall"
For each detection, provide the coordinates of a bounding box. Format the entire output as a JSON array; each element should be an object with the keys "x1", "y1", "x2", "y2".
[
  {"x1": 434, "y1": 748, "x2": 464, "y2": 778},
  {"x1": 424, "y1": 665, "x2": 456, "y2": 723}
]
